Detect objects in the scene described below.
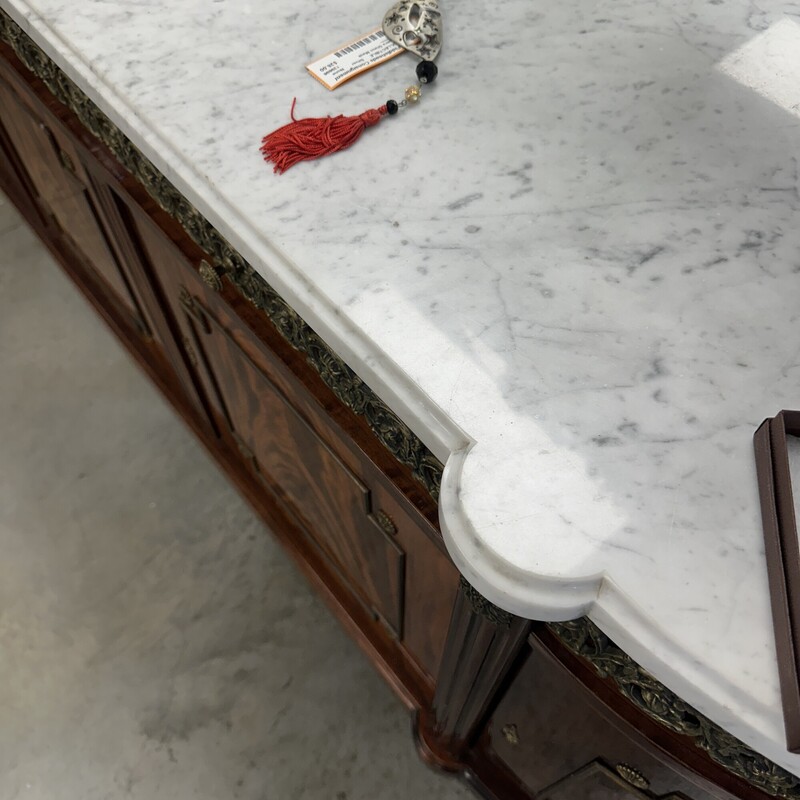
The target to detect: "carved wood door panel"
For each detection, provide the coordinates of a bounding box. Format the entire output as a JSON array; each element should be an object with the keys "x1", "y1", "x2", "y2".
[
  {"x1": 0, "y1": 71, "x2": 150, "y2": 336},
  {"x1": 0, "y1": 108, "x2": 40, "y2": 226},
  {"x1": 201, "y1": 309, "x2": 368, "y2": 533},
  {"x1": 192, "y1": 310, "x2": 405, "y2": 636},
  {"x1": 124, "y1": 200, "x2": 405, "y2": 637}
]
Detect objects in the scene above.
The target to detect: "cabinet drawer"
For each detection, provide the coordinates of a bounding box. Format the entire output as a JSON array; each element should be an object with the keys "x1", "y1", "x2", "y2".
[
  {"x1": 487, "y1": 638, "x2": 731, "y2": 800},
  {"x1": 541, "y1": 761, "x2": 689, "y2": 799}
]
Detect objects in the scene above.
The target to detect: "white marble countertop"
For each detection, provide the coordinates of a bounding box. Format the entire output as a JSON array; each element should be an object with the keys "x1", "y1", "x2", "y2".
[{"x1": 5, "y1": 0, "x2": 800, "y2": 776}]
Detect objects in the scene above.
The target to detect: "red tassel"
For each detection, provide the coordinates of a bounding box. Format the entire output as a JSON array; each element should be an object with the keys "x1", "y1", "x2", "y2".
[{"x1": 261, "y1": 98, "x2": 388, "y2": 174}]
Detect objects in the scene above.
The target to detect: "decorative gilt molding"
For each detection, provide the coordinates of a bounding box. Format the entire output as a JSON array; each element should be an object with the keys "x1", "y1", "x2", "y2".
[
  {"x1": 458, "y1": 577, "x2": 513, "y2": 629},
  {"x1": 198, "y1": 259, "x2": 222, "y2": 292},
  {"x1": 550, "y1": 618, "x2": 800, "y2": 798},
  {"x1": 0, "y1": 9, "x2": 442, "y2": 501},
  {"x1": 373, "y1": 510, "x2": 398, "y2": 537}
]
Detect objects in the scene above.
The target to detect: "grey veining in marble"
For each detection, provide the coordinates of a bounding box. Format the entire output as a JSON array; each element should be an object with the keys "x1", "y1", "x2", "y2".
[
  {"x1": 3, "y1": 0, "x2": 800, "y2": 776},
  {"x1": 0, "y1": 195, "x2": 473, "y2": 800}
]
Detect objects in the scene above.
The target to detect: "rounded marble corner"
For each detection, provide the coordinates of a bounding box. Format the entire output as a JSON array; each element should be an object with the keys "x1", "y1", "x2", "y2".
[
  {"x1": 436, "y1": 442, "x2": 799, "y2": 780},
  {"x1": 437, "y1": 443, "x2": 603, "y2": 622}
]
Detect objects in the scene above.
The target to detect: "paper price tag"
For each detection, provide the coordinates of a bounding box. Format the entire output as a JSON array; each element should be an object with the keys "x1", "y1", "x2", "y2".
[{"x1": 307, "y1": 29, "x2": 404, "y2": 91}]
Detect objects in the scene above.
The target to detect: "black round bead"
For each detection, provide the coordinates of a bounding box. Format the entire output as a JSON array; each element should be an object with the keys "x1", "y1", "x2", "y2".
[
  {"x1": 386, "y1": 99, "x2": 399, "y2": 115},
  {"x1": 415, "y1": 60, "x2": 438, "y2": 84}
]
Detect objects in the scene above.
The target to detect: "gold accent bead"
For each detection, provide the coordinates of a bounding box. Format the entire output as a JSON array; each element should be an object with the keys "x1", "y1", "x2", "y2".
[
  {"x1": 501, "y1": 724, "x2": 520, "y2": 746},
  {"x1": 374, "y1": 510, "x2": 398, "y2": 536},
  {"x1": 404, "y1": 85, "x2": 422, "y2": 103},
  {"x1": 615, "y1": 764, "x2": 650, "y2": 790}
]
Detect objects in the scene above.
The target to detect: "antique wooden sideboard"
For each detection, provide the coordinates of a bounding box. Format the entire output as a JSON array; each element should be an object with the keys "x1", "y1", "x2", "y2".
[{"x1": 1, "y1": 8, "x2": 799, "y2": 800}]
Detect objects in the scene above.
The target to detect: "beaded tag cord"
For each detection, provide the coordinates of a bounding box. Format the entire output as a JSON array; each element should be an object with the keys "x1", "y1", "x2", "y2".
[{"x1": 260, "y1": 0, "x2": 441, "y2": 174}]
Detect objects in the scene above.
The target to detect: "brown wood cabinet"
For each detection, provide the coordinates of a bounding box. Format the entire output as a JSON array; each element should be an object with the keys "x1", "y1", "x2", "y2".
[
  {"x1": 0, "y1": 41, "x2": 459, "y2": 700},
  {"x1": 0, "y1": 27, "x2": 794, "y2": 800}
]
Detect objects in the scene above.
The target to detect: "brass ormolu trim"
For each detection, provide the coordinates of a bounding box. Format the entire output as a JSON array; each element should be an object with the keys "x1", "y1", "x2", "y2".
[
  {"x1": 615, "y1": 763, "x2": 649, "y2": 791},
  {"x1": 0, "y1": 9, "x2": 443, "y2": 502},
  {"x1": 198, "y1": 259, "x2": 222, "y2": 292},
  {"x1": 2, "y1": 10, "x2": 798, "y2": 797},
  {"x1": 458, "y1": 576, "x2": 513, "y2": 629},
  {"x1": 550, "y1": 618, "x2": 800, "y2": 798},
  {"x1": 373, "y1": 510, "x2": 398, "y2": 537},
  {"x1": 57, "y1": 147, "x2": 76, "y2": 175},
  {"x1": 181, "y1": 336, "x2": 198, "y2": 368},
  {"x1": 501, "y1": 723, "x2": 520, "y2": 746}
]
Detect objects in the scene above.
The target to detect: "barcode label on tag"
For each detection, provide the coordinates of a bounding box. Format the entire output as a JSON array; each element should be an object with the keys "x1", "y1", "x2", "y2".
[{"x1": 306, "y1": 29, "x2": 404, "y2": 91}]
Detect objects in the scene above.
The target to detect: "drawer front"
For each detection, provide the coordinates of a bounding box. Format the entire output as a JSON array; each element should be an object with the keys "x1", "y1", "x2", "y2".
[
  {"x1": 488, "y1": 639, "x2": 731, "y2": 800},
  {"x1": 541, "y1": 761, "x2": 690, "y2": 800}
]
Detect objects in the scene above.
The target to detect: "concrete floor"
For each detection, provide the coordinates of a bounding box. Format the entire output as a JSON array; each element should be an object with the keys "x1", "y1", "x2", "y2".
[{"x1": 0, "y1": 193, "x2": 474, "y2": 800}]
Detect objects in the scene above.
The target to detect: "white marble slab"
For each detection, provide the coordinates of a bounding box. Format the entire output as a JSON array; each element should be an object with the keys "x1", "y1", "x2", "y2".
[{"x1": 4, "y1": 0, "x2": 800, "y2": 776}]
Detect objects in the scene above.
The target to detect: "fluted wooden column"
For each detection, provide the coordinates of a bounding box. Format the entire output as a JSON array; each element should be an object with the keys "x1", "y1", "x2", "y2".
[{"x1": 418, "y1": 577, "x2": 531, "y2": 767}]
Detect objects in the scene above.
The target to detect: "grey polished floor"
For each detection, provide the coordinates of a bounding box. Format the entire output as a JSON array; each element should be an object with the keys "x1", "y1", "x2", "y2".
[{"x1": 0, "y1": 194, "x2": 473, "y2": 800}]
